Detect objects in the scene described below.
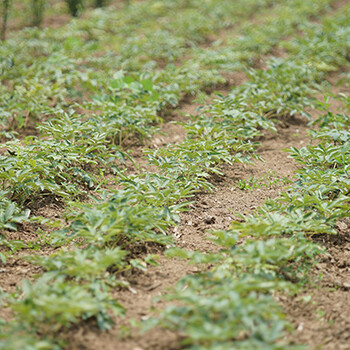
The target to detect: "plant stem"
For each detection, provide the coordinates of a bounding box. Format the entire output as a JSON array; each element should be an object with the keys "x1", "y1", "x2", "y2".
[
  {"x1": 95, "y1": 0, "x2": 105, "y2": 7},
  {"x1": 1, "y1": 0, "x2": 10, "y2": 41},
  {"x1": 32, "y1": 0, "x2": 44, "y2": 27}
]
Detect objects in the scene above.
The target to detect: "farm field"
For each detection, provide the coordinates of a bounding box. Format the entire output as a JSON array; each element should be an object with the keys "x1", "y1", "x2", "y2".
[{"x1": 0, "y1": 0, "x2": 350, "y2": 349}]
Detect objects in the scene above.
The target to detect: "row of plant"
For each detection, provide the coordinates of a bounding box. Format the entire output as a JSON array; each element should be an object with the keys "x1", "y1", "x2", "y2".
[
  {"x1": 0, "y1": 0, "x2": 282, "y2": 132},
  {"x1": 3, "y1": 0, "x2": 311, "y2": 263},
  {"x1": 0, "y1": 71, "x2": 278, "y2": 349},
  {"x1": 1, "y1": 0, "x2": 278, "y2": 235},
  {"x1": 142, "y1": 8, "x2": 350, "y2": 350},
  {"x1": 82, "y1": 0, "x2": 341, "y2": 144},
  {"x1": 0, "y1": 0, "x2": 335, "y2": 241},
  {"x1": 0, "y1": 0, "x2": 339, "y2": 135},
  {"x1": 194, "y1": 0, "x2": 340, "y2": 71},
  {"x1": 145, "y1": 106, "x2": 350, "y2": 350},
  {"x1": 0, "y1": 1, "x2": 349, "y2": 349}
]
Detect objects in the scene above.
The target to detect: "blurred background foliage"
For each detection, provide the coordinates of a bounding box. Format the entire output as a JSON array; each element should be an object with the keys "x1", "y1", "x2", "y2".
[{"x1": 1, "y1": 0, "x2": 120, "y2": 38}]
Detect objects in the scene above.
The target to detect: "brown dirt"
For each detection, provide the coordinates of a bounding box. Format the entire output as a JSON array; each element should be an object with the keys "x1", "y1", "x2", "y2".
[
  {"x1": 330, "y1": 0, "x2": 350, "y2": 10},
  {"x1": 0, "y1": 255, "x2": 44, "y2": 294}
]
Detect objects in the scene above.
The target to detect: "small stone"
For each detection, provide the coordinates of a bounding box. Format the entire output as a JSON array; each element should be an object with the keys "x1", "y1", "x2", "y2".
[
  {"x1": 204, "y1": 216, "x2": 216, "y2": 224},
  {"x1": 297, "y1": 323, "x2": 304, "y2": 331},
  {"x1": 336, "y1": 221, "x2": 348, "y2": 231},
  {"x1": 337, "y1": 260, "x2": 348, "y2": 268}
]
